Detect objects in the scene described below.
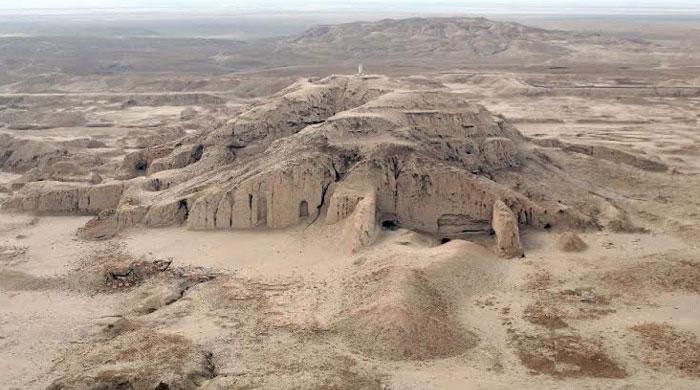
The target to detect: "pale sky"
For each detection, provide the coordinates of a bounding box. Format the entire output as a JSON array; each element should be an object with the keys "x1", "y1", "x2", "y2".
[{"x1": 1, "y1": 0, "x2": 699, "y2": 11}]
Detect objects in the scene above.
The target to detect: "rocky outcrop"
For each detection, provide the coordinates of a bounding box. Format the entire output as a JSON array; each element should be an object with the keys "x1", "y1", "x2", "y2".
[
  {"x1": 342, "y1": 191, "x2": 378, "y2": 253},
  {"x1": 77, "y1": 206, "x2": 148, "y2": 240},
  {"x1": 492, "y1": 200, "x2": 524, "y2": 258},
  {"x1": 7, "y1": 75, "x2": 613, "y2": 243},
  {"x1": 119, "y1": 126, "x2": 187, "y2": 149},
  {"x1": 82, "y1": 76, "x2": 593, "y2": 237},
  {"x1": 326, "y1": 186, "x2": 366, "y2": 225},
  {"x1": 324, "y1": 148, "x2": 551, "y2": 238},
  {"x1": 204, "y1": 76, "x2": 390, "y2": 149},
  {"x1": 187, "y1": 158, "x2": 334, "y2": 230},
  {"x1": 118, "y1": 145, "x2": 176, "y2": 179},
  {"x1": 3, "y1": 181, "x2": 124, "y2": 214},
  {"x1": 531, "y1": 137, "x2": 667, "y2": 172},
  {"x1": 17, "y1": 159, "x2": 105, "y2": 184},
  {"x1": 0, "y1": 109, "x2": 86, "y2": 130},
  {"x1": 144, "y1": 200, "x2": 189, "y2": 227},
  {"x1": 0, "y1": 134, "x2": 68, "y2": 173},
  {"x1": 149, "y1": 144, "x2": 204, "y2": 174}
]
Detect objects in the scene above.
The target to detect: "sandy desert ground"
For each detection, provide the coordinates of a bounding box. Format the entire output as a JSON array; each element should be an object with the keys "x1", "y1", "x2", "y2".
[{"x1": 0, "y1": 11, "x2": 699, "y2": 390}]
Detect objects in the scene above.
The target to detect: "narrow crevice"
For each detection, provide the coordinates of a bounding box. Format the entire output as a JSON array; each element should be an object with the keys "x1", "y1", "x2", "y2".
[
  {"x1": 330, "y1": 161, "x2": 342, "y2": 182},
  {"x1": 388, "y1": 156, "x2": 403, "y2": 212},
  {"x1": 229, "y1": 197, "x2": 234, "y2": 228},
  {"x1": 192, "y1": 351, "x2": 219, "y2": 388},
  {"x1": 310, "y1": 182, "x2": 331, "y2": 225},
  {"x1": 211, "y1": 200, "x2": 219, "y2": 228},
  {"x1": 178, "y1": 199, "x2": 189, "y2": 222},
  {"x1": 191, "y1": 144, "x2": 204, "y2": 163}
]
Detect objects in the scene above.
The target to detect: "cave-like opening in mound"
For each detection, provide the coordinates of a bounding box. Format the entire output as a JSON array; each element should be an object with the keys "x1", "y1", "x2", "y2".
[
  {"x1": 299, "y1": 200, "x2": 309, "y2": 218},
  {"x1": 257, "y1": 196, "x2": 268, "y2": 227},
  {"x1": 381, "y1": 219, "x2": 400, "y2": 231}
]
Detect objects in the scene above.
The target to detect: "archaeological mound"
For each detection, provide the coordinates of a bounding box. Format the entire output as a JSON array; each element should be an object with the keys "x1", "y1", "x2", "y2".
[{"x1": 3, "y1": 75, "x2": 630, "y2": 257}]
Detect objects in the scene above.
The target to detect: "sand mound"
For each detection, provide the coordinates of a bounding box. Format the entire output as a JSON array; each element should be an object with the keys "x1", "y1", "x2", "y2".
[
  {"x1": 557, "y1": 232, "x2": 588, "y2": 252},
  {"x1": 47, "y1": 330, "x2": 216, "y2": 390},
  {"x1": 333, "y1": 240, "x2": 500, "y2": 361},
  {"x1": 335, "y1": 266, "x2": 476, "y2": 360},
  {"x1": 137, "y1": 275, "x2": 388, "y2": 389}
]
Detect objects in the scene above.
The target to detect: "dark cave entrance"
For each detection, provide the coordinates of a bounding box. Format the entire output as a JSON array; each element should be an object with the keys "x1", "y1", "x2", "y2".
[
  {"x1": 257, "y1": 196, "x2": 267, "y2": 227},
  {"x1": 299, "y1": 200, "x2": 309, "y2": 218},
  {"x1": 381, "y1": 219, "x2": 400, "y2": 231}
]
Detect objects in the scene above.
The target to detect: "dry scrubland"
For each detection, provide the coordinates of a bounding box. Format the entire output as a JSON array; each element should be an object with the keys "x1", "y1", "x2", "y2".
[{"x1": 0, "y1": 15, "x2": 699, "y2": 389}]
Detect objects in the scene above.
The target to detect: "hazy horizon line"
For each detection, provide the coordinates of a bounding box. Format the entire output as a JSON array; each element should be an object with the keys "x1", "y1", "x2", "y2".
[
  {"x1": 1, "y1": 1, "x2": 699, "y2": 13},
  {"x1": 1, "y1": 6, "x2": 699, "y2": 17}
]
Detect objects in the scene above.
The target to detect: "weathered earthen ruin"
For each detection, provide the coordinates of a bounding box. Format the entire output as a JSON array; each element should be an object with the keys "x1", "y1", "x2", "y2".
[{"x1": 2, "y1": 75, "x2": 634, "y2": 256}]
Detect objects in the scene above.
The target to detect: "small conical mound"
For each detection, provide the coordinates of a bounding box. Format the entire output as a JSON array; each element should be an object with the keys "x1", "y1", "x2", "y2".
[
  {"x1": 557, "y1": 232, "x2": 588, "y2": 252},
  {"x1": 335, "y1": 266, "x2": 476, "y2": 360}
]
